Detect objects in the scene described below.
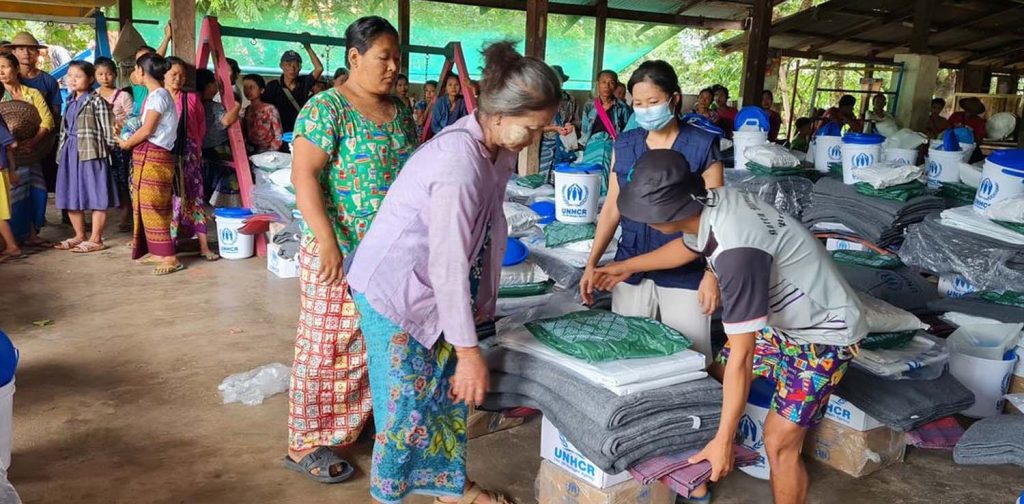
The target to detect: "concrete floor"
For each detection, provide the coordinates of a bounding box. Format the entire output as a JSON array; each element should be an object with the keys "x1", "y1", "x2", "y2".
[{"x1": 0, "y1": 218, "x2": 1022, "y2": 503}]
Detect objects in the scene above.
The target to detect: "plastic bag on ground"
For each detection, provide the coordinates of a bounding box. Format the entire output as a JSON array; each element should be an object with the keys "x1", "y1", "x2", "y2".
[
  {"x1": 853, "y1": 162, "x2": 924, "y2": 189},
  {"x1": 219, "y1": 363, "x2": 290, "y2": 406},
  {"x1": 985, "y1": 197, "x2": 1024, "y2": 225}
]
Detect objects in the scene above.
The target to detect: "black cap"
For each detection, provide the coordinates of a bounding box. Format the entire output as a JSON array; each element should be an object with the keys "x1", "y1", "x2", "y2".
[
  {"x1": 617, "y1": 149, "x2": 707, "y2": 224},
  {"x1": 281, "y1": 50, "x2": 303, "y2": 64}
]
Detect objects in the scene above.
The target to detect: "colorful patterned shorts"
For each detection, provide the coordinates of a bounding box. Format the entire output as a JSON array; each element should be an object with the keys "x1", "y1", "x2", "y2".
[{"x1": 716, "y1": 327, "x2": 857, "y2": 427}]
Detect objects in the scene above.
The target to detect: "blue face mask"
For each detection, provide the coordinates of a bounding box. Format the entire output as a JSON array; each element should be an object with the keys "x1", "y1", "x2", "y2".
[{"x1": 634, "y1": 102, "x2": 674, "y2": 131}]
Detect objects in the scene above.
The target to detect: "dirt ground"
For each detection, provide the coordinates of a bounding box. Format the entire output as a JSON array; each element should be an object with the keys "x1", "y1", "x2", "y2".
[{"x1": 0, "y1": 219, "x2": 1021, "y2": 503}]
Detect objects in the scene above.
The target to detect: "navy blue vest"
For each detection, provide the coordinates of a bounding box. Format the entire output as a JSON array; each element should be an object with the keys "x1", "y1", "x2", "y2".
[{"x1": 612, "y1": 124, "x2": 717, "y2": 289}]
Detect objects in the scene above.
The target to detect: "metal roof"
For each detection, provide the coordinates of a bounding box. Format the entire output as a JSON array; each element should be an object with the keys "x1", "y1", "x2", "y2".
[{"x1": 719, "y1": 0, "x2": 1024, "y2": 71}]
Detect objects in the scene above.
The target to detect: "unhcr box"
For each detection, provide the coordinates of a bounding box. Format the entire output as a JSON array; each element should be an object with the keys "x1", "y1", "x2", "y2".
[
  {"x1": 536, "y1": 461, "x2": 675, "y2": 504},
  {"x1": 825, "y1": 395, "x2": 885, "y2": 432},
  {"x1": 804, "y1": 418, "x2": 906, "y2": 478},
  {"x1": 540, "y1": 417, "x2": 631, "y2": 489}
]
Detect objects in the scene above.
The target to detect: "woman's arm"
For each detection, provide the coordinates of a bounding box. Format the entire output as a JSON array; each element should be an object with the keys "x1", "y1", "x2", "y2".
[
  {"x1": 702, "y1": 160, "x2": 724, "y2": 188},
  {"x1": 594, "y1": 238, "x2": 702, "y2": 291},
  {"x1": 157, "y1": 23, "x2": 172, "y2": 56},
  {"x1": 119, "y1": 109, "x2": 162, "y2": 150},
  {"x1": 580, "y1": 152, "x2": 622, "y2": 304},
  {"x1": 291, "y1": 137, "x2": 343, "y2": 284}
]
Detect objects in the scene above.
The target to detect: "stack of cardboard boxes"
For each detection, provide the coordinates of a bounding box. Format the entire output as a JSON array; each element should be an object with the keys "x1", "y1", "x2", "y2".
[{"x1": 805, "y1": 395, "x2": 906, "y2": 477}]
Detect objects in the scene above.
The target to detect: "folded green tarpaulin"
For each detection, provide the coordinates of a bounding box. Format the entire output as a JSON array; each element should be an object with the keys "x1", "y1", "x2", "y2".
[
  {"x1": 828, "y1": 162, "x2": 844, "y2": 179},
  {"x1": 544, "y1": 221, "x2": 597, "y2": 248},
  {"x1": 994, "y1": 220, "x2": 1024, "y2": 236},
  {"x1": 516, "y1": 173, "x2": 547, "y2": 189},
  {"x1": 937, "y1": 183, "x2": 977, "y2": 206},
  {"x1": 498, "y1": 281, "x2": 554, "y2": 298},
  {"x1": 978, "y1": 290, "x2": 1024, "y2": 309},
  {"x1": 860, "y1": 331, "x2": 919, "y2": 351},
  {"x1": 854, "y1": 181, "x2": 927, "y2": 202},
  {"x1": 525, "y1": 309, "x2": 692, "y2": 363},
  {"x1": 745, "y1": 161, "x2": 808, "y2": 177},
  {"x1": 831, "y1": 249, "x2": 902, "y2": 270}
]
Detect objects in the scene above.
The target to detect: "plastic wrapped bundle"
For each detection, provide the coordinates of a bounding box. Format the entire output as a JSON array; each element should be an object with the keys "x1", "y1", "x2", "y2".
[
  {"x1": 724, "y1": 170, "x2": 814, "y2": 218},
  {"x1": 253, "y1": 169, "x2": 297, "y2": 222},
  {"x1": 899, "y1": 214, "x2": 1024, "y2": 292}
]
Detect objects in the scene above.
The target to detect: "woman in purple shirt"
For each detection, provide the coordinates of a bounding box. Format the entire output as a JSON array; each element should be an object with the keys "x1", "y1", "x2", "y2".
[{"x1": 347, "y1": 41, "x2": 560, "y2": 504}]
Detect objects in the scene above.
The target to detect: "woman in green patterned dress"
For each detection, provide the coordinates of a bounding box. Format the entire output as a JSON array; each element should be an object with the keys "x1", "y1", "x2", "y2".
[{"x1": 284, "y1": 16, "x2": 418, "y2": 484}]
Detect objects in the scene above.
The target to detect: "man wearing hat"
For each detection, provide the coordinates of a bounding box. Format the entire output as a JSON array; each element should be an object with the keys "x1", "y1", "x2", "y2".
[
  {"x1": 949, "y1": 97, "x2": 987, "y2": 149},
  {"x1": 594, "y1": 149, "x2": 866, "y2": 504},
  {"x1": 5, "y1": 32, "x2": 61, "y2": 192},
  {"x1": 263, "y1": 39, "x2": 324, "y2": 137},
  {"x1": 551, "y1": 65, "x2": 579, "y2": 135}
]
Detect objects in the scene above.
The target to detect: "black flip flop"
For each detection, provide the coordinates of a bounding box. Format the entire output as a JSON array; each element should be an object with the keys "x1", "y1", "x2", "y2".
[{"x1": 283, "y1": 447, "x2": 355, "y2": 484}]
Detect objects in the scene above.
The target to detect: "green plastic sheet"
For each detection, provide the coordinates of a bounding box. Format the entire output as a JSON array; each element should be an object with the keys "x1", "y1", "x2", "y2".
[{"x1": 525, "y1": 310, "x2": 692, "y2": 363}]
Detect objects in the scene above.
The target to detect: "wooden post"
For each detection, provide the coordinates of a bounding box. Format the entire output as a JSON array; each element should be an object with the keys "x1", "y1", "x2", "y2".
[
  {"x1": 592, "y1": 0, "x2": 607, "y2": 84},
  {"x1": 910, "y1": 0, "x2": 932, "y2": 55},
  {"x1": 741, "y1": 0, "x2": 771, "y2": 106},
  {"x1": 117, "y1": 0, "x2": 132, "y2": 26},
  {"x1": 170, "y1": 0, "x2": 196, "y2": 66},
  {"x1": 398, "y1": 0, "x2": 410, "y2": 76},
  {"x1": 525, "y1": 0, "x2": 548, "y2": 60},
  {"x1": 522, "y1": 0, "x2": 549, "y2": 176}
]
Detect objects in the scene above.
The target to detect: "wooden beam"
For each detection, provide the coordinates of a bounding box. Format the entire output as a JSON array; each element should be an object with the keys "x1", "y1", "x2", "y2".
[
  {"x1": 741, "y1": 0, "x2": 771, "y2": 106},
  {"x1": 593, "y1": 0, "x2": 607, "y2": 83},
  {"x1": 909, "y1": 0, "x2": 932, "y2": 54},
  {"x1": 525, "y1": 0, "x2": 548, "y2": 60},
  {"x1": 117, "y1": 0, "x2": 131, "y2": 26},
  {"x1": 801, "y1": 6, "x2": 916, "y2": 53},
  {"x1": 418, "y1": 0, "x2": 744, "y2": 30},
  {"x1": 170, "y1": 0, "x2": 196, "y2": 66},
  {"x1": 398, "y1": 0, "x2": 410, "y2": 75},
  {"x1": 0, "y1": 1, "x2": 91, "y2": 18},
  {"x1": 964, "y1": 40, "x2": 1024, "y2": 64},
  {"x1": 875, "y1": 3, "x2": 1021, "y2": 56},
  {"x1": 678, "y1": 0, "x2": 711, "y2": 14}
]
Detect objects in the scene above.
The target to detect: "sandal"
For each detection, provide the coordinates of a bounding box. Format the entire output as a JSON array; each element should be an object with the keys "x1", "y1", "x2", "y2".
[
  {"x1": 53, "y1": 238, "x2": 84, "y2": 250},
  {"x1": 71, "y1": 241, "x2": 109, "y2": 254},
  {"x1": 282, "y1": 446, "x2": 355, "y2": 484},
  {"x1": 201, "y1": 252, "x2": 220, "y2": 262},
  {"x1": 677, "y1": 484, "x2": 713, "y2": 504},
  {"x1": 153, "y1": 263, "x2": 185, "y2": 276},
  {"x1": 434, "y1": 482, "x2": 514, "y2": 504}
]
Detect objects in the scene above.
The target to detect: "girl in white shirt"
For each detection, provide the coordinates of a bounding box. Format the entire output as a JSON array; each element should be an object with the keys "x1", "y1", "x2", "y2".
[{"x1": 118, "y1": 53, "x2": 183, "y2": 275}]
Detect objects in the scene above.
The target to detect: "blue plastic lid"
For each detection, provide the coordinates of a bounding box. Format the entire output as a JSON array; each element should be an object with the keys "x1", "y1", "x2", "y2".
[
  {"x1": 747, "y1": 377, "x2": 775, "y2": 409},
  {"x1": 282, "y1": 132, "x2": 294, "y2": 143},
  {"x1": 554, "y1": 162, "x2": 602, "y2": 174},
  {"x1": 815, "y1": 121, "x2": 842, "y2": 137},
  {"x1": 734, "y1": 106, "x2": 770, "y2": 132},
  {"x1": 0, "y1": 332, "x2": 17, "y2": 388},
  {"x1": 953, "y1": 126, "x2": 975, "y2": 145},
  {"x1": 939, "y1": 129, "x2": 962, "y2": 152},
  {"x1": 1005, "y1": 349, "x2": 1018, "y2": 361},
  {"x1": 503, "y1": 238, "x2": 528, "y2": 267},
  {"x1": 988, "y1": 149, "x2": 1024, "y2": 171},
  {"x1": 681, "y1": 114, "x2": 725, "y2": 136},
  {"x1": 214, "y1": 208, "x2": 254, "y2": 218},
  {"x1": 530, "y1": 200, "x2": 556, "y2": 224},
  {"x1": 842, "y1": 132, "x2": 885, "y2": 145}
]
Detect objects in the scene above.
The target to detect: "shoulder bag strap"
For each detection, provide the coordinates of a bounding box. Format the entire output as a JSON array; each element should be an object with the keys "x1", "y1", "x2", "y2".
[
  {"x1": 282, "y1": 85, "x2": 303, "y2": 113},
  {"x1": 594, "y1": 98, "x2": 618, "y2": 141}
]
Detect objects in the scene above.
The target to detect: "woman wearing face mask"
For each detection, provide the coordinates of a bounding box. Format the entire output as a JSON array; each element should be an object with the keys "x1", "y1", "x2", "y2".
[
  {"x1": 346, "y1": 40, "x2": 560, "y2": 504},
  {"x1": 580, "y1": 60, "x2": 724, "y2": 366}
]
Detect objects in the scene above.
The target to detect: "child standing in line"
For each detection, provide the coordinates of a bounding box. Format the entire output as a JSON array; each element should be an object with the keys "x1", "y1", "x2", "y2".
[
  {"x1": 0, "y1": 111, "x2": 21, "y2": 262},
  {"x1": 54, "y1": 61, "x2": 119, "y2": 253},
  {"x1": 94, "y1": 57, "x2": 134, "y2": 232}
]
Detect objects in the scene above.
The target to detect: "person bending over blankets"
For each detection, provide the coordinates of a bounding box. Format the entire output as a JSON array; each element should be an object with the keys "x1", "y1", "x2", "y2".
[{"x1": 593, "y1": 149, "x2": 866, "y2": 504}]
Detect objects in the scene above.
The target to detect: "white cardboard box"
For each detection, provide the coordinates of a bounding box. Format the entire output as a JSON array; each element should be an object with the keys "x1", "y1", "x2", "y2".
[
  {"x1": 825, "y1": 394, "x2": 885, "y2": 432},
  {"x1": 540, "y1": 417, "x2": 631, "y2": 489},
  {"x1": 267, "y1": 240, "x2": 300, "y2": 279}
]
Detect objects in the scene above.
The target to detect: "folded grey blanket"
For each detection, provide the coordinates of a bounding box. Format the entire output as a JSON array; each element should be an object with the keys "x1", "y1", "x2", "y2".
[
  {"x1": 927, "y1": 297, "x2": 1024, "y2": 323},
  {"x1": 803, "y1": 177, "x2": 943, "y2": 247},
  {"x1": 486, "y1": 348, "x2": 722, "y2": 429},
  {"x1": 835, "y1": 368, "x2": 975, "y2": 431},
  {"x1": 954, "y1": 415, "x2": 1024, "y2": 468},
  {"x1": 899, "y1": 215, "x2": 1024, "y2": 293},
  {"x1": 484, "y1": 392, "x2": 718, "y2": 473},
  {"x1": 836, "y1": 263, "x2": 937, "y2": 313}
]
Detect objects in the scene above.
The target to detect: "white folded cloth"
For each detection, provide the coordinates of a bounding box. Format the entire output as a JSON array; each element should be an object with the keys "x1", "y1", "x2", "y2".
[
  {"x1": 744, "y1": 143, "x2": 801, "y2": 168},
  {"x1": 940, "y1": 206, "x2": 1024, "y2": 246},
  {"x1": 854, "y1": 162, "x2": 924, "y2": 189}
]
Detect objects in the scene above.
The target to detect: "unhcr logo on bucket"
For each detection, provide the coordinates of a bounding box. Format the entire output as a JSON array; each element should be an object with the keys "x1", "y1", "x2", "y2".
[
  {"x1": 828, "y1": 144, "x2": 842, "y2": 161},
  {"x1": 977, "y1": 177, "x2": 999, "y2": 201},
  {"x1": 928, "y1": 160, "x2": 942, "y2": 177},
  {"x1": 220, "y1": 228, "x2": 238, "y2": 247},
  {"x1": 853, "y1": 153, "x2": 873, "y2": 168},
  {"x1": 560, "y1": 183, "x2": 592, "y2": 219}
]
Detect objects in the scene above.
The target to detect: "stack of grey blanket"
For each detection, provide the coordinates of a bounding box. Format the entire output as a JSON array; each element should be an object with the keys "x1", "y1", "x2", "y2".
[
  {"x1": 954, "y1": 415, "x2": 1024, "y2": 468},
  {"x1": 899, "y1": 214, "x2": 1024, "y2": 293},
  {"x1": 836, "y1": 263, "x2": 937, "y2": 313},
  {"x1": 803, "y1": 177, "x2": 944, "y2": 247},
  {"x1": 927, "y1": 297, "x2": 1024, "y2": 323},
  {"x1": 835, "y1": 368, "x2": 975, "y2": 432},
  {"x1": 483, "y1": 348, "x2": 722, "y2": 472}
]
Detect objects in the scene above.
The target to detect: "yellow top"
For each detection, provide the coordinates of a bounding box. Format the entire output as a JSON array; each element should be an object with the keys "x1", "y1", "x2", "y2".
[{"x1": 2, "y1": 85, "x2": 55, "y2": 131}]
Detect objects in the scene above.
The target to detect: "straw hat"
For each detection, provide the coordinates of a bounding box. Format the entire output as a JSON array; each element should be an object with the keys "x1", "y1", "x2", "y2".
[
  {"x1": 959, "y1": 97, "x2": 986, "y2": 115},
  {"x1": 0, "y1": 100, "x2": 41, "y2": 141},
  {"x1": 4, "y1": 32, "x2": 45, "y2": 49}
]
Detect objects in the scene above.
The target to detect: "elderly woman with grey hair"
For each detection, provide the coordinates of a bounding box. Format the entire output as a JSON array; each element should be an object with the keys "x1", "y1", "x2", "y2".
[{"x1": 346, "y1": 40, "x2": 561, "y2": 504}]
